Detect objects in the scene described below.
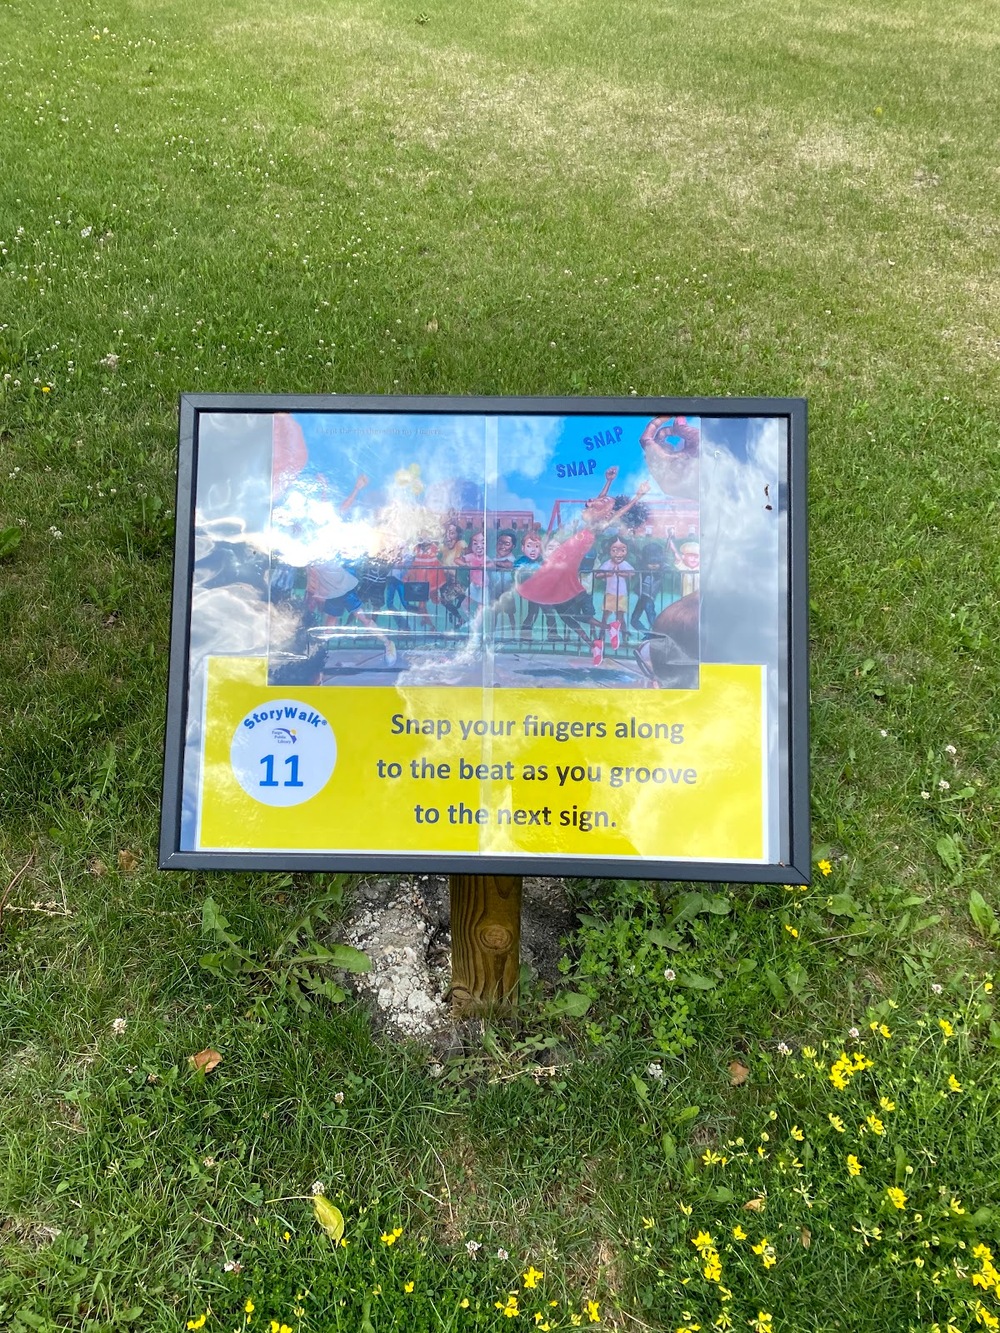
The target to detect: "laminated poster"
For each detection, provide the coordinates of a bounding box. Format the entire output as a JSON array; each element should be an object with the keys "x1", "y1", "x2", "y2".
[{"x1": 160, "y1": 396, "x2": 809, "y2": 883}]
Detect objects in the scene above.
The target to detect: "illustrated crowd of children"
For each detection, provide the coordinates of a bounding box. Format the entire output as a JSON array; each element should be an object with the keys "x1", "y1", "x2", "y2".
[{"x1": 284, "y1": 466, "x2": 700, "y2": 670}]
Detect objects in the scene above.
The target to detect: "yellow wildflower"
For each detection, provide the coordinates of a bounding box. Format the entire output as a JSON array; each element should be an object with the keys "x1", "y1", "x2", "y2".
[
  {"x1": 381, "y1": 1226, "x2": 403, "y2": 1245},
  {"x1": 817, "y1": 859, "x2": 832, "y2": 876},
  {"x1": 570, "y1": 1318, "x2": 583, "y2": 1328},
  {"x1": 828, "y1": 1114, "x2": 846, "y2": 1133},
  {"x1": 732, "y1": 1225, "x2": 747, "y2": 1240},
  {"x1": 678, "y1": 1201, "x2": 693, "y2": 1216},
  {"x1": 714, "y1": 1314, "x2": 733, "y2": 1331},
  {"x1": 701, "y1": 1149, "x2": 726, "y2": 1166},
  {"x1": 847, "y1": 1155, "x2": 863, "y2": 1177},
  {"x1": 939, "y1": 1018, "x2": 954, "y2": 1038},
  {"x1": 879, "y1": 1024, "x2": 892, "y2": 1039},
  {"x1": 692, "y1": 1231, "x2": 715, "y2": 1252},
  {"x1": 585, "y1": 1300, "x2": 600, "y2": 1323},
  {"x1": 972, "y1": 1243, "x2": 1000, "y2": 1292},
  {"x1": 948, "y1": 1074, "x2": 963, "y2": 1093},
  {"x1": 404, "y1": 1282, "x2": 415, "y2": 1295},
  {"x1": 829, "y1": 1053, "x2": 854, "y2": 1089},
  {"x1": 523, "y1": 1267, "x2": 544, "y2": 1289},
  {"x1": 752, "y1": 1314, "x2": 774, "y2": 1333},
  {"x1": 866, "y1": 1114, "x2": 885, "y2": 1136},
  {"x1": 642, "y1": 1217, "x2": 655, "y2": 1229},
  {"x1": 886, "y1": 1187, "x2": 907, "y2": 1210},
  {"x1": 801, "y1": 1046, "x2": 816, "y2": 1060},
  {"x1": 985, "y1": 981, "x2": 994, "y2": 994},
  {"x1": 187, "y1": 1318, "x2": 207, "y2": 1331},
  {"x1": 975, "y1": 1301, "x2": 1000, "y2": 1330},
  {"x1": 460, "y1": 1298, "x2": 470, "y2": 1309},
  {"x1": 244, "y1": 1301, "x2": 255, "y2": 1315},
  {"x1": 751, "y1": 1238, "x2": 777, "y2": 1269},
  {"x1": 790, "y1": 1125, "x2": 804, "y2": 1141},
  {"x1": 784, "y1": 924, "x2": 799, "y2": 938},
  {"x1": 879, "y1": 1096, "x2": 895, "y2": 1112},
  {"x1": 950, "y1": 1198, "x2": 965, "y2": 1215}
]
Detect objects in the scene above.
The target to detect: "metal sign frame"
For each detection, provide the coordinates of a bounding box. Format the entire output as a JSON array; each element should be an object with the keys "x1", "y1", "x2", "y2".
[{"x1": 159, "y1": 394, "x2": 809, "y2": 883}]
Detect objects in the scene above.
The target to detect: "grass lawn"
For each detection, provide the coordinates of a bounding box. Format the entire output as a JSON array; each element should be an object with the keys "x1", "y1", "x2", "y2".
[{"x1": 2, "y1": 0, "x2": 1000, "y2": 1329}]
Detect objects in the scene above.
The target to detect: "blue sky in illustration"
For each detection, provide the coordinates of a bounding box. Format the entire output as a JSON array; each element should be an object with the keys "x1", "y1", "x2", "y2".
[{"x1": 290, "y1": 410, "x2": 740, "y2": 529}]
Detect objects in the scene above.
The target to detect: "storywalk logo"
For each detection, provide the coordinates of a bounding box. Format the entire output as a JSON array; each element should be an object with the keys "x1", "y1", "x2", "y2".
[{"x1": 230, "y1": 699, "x2": 337, "y2": 806}]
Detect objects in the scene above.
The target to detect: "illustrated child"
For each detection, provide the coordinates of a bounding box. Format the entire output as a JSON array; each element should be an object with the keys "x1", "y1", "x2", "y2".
[
  {"x1": 668, "y1": 530, "x2": 701, "y2": 598},
  {"x1": 405, "y1": 536, "x2": 445, "y2": 629},
  {"x1": 439, "y1": 518, "x2": 467, "y2": 567},
  {"x1": 518, "y1": 466, "x2": 650, "y2": 648},
  {"x1": 594, "y1": 535, "x2": 634, "y2": 649},
  {"x1": 460, "y1": 530, "x2": 489, "y2": 612},
  {"x1": 436, "y1": 517, "x2": 468, "y2": 628},
  {"x1": 384, "y1": 541, "x2": 410, "y2": 615},
  {"x1": 488, "y1": 528, "x2": 518, "y2": 635},
  {"x1": 630, "y1": 541, "x2": 665, "y2": 633},
  {"x1": 514, "y1": 531, "x2": 558, "y2": 642}
]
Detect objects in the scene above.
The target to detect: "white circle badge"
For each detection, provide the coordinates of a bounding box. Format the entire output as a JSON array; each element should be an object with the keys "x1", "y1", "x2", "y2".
[{"x1": 230, "y1": 699, "x2": 337, "y2": 807}]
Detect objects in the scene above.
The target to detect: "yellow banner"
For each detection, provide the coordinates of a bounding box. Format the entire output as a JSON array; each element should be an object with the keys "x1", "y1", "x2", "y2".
[{"x1": 197, "y1": 658, "x2": 766, "y2": 862}]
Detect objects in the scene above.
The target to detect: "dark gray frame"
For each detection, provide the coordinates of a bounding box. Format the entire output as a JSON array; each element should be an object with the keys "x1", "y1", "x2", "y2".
[{"x1": 159, "y1": 393, "x2": 809, "y2": 884}]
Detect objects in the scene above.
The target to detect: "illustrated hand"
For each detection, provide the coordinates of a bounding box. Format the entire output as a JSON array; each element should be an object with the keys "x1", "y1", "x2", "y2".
[
  {"x1": 640, "y1": 417, "x2": 670, "y2": 451},
  {"x1": 635, "y1": 479, "x2": 651, "y2": 497},
  {"x1": 604, "y1": 465, "x2": 619, "y2": 484}
]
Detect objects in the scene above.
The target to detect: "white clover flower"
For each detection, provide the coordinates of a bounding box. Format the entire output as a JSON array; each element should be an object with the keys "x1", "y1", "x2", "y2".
[
  {"x1": 945, "y1": 744, "x2": 957, "y2": 755},
  {"x1": 110, "y1": 1016, "x2": 127, "y2": 1034},
  {"x1": 938, "y1": 779, "x2": 950, "y2": 791},
  {"x1": 311, "y1": 1180, "x2": 326, "y2": 1196},
  {"x1": 664, "y1": 968, "x2": 676, "y2": 982},
  {"x1": 849, "y1": 1027, "x2": 860, "y2": 1040},
  {"x1": 333, "y1": 1091, "x2": 345, "y2": 1105},
  {"x1": 931, "y1": 983, "x2": 943, "y2": 995},
  {"x1": 466, "y1": 1240, "x2": 482, "y2": 1256},
  {"x1": 920, "y1": 791, "x2": 930, "y2": 800},
  {"x1": 777, "y1": 1042, "x2": 792, "y2": 1056},
  {"x1": 497, "y1": 1248, "x2": 509, "y2": 1261},
  {"x1": 646, "y1": 1062, "x2": 664, "y2": 1080}
]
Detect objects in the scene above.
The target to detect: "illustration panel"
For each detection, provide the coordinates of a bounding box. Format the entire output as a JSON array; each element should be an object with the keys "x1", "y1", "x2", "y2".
[{"x1": 257, "y1": 411, "x2": 702, "y2": 690}]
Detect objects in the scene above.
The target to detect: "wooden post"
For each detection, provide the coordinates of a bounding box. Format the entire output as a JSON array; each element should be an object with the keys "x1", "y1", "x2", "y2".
[{"x1": 449, "y1": 874, "x2": 522, "y2": 1011}]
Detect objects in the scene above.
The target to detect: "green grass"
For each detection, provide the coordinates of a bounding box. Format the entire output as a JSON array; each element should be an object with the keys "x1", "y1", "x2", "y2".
[{"x1": 3, "y1": 0, "x2": 1000, "y2": 1329}]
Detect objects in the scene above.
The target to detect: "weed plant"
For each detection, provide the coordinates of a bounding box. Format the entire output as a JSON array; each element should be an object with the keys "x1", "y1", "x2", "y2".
[{"x1": 2, "y1": 0, "x2": 1000, "y2": 1329}]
